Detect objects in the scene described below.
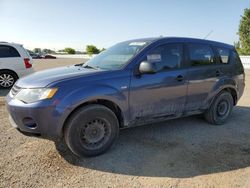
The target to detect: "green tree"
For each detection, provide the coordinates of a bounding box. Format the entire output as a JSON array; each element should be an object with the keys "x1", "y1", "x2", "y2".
[
  {"x1": 64, "y1": 48, "x2": 76, "y2": 54},
  {"x1": 237, "y1": 8, "x2": 250, "y2": 55},
  {"x1": 86, "y1": 45, "x2": 100, "y2": 55}
]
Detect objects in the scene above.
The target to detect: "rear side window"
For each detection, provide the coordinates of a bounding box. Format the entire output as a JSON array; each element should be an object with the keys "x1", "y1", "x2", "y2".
[
  {"x1": 216, "y1": 47, "x2": 230, "y2": 64},
  {"x1": 146, "y1": 43, "x2": 183, "y2": 70},
  {"x1": 0, "y1": 45, "x2": 20, "y2": 58},
  {"x1": 188, "y1": 44, "x2": 215, "y2": 66}
]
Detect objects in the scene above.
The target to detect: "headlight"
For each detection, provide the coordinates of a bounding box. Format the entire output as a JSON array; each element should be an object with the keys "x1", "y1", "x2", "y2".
[{"x1": 15, "y1": 88, "x2": 58, "y2": 103}]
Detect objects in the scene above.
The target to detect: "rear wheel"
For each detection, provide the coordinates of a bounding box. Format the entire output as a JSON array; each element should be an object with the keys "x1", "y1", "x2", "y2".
[
  {"x1": 0, "y1": 70, "x2": 18, "y2": 88},
  {"x1": 64, "y1": 104, "x2": 119, "y2": 157},
  {"x1": 204, "y1": 91, "x2": 234, "y2": 125}
]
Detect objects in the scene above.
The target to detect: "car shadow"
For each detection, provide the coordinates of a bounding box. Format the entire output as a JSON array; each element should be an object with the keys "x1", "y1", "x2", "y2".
[
  {"x1": 55, "y1": 106, "x2": 250, "y2": 178},
  {"x1": 0, "y1": 89, "x2": 10, "y2": 97}
]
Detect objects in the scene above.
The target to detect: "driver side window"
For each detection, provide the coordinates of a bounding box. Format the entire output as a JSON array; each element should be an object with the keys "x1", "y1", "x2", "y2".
[{"x1": 146, "y1": 43, "x2": 183, "y2": 71}]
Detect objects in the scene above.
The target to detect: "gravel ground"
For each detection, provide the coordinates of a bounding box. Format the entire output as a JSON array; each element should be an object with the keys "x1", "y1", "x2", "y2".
[{"x1": 0, "y1": 60, "x2": 250, "y2": 187}]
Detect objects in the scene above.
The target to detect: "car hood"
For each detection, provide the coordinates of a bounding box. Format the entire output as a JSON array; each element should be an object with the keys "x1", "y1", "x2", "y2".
[{"x1": 16, "y1": 65, "x2": 102, "y2": 88}]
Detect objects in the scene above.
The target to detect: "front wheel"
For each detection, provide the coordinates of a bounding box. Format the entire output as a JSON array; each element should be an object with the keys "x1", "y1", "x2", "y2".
[
  {"x1": 204, "y1": 91, "x2": 234, "y2": 125},
  {"x1": 64, "y1": 104, "x2": 119, "y2": 157}
]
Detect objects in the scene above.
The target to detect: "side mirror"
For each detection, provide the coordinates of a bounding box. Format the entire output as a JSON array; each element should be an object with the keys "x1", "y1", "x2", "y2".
[{"x1": 139, "y1": 61, "x2": 157, "y2": 74}]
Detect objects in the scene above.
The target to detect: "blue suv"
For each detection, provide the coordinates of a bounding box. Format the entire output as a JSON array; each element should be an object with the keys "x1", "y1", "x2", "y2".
[{"x1": 6, "y1": 37, "x2": 245, "y2": 157}]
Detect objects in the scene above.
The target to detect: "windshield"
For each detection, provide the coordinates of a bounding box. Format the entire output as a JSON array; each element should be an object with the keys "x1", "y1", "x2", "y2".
[{"x1": 84, "y1": 41, "x2": 149, "y2": 70}]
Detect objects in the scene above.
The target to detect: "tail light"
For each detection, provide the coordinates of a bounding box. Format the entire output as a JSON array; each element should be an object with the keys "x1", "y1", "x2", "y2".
[{"x1": 24, "y1": 58, "x2": 32, "y2": 68}]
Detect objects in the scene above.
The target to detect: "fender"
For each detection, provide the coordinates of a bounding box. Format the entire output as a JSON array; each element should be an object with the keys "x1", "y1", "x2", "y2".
[
  {"x1": 204, "y1": 77, "x2": 238, "y2": 108},
  {"x1": 54, "y1": 84, "x2": 129, "y2": 136},
  {"x1": 0, "y1": 69, "x2": 19, "y2": 78}
]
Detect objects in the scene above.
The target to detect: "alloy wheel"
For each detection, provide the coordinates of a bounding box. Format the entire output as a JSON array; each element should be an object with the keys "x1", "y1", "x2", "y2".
[{"x1": 0, "y1": 74, "x2": 15, "y2": 88}]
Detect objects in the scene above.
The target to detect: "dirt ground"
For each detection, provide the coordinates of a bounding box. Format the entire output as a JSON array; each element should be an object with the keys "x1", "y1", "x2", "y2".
[{"x1": 0, "y1": 60, "x2": 250, "y2": 187}]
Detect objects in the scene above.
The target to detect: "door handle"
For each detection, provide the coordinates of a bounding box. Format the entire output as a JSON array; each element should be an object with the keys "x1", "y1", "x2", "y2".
[
  {"x1": 215, "y1": 70, "x2": 221, "y2": 77},
  {"x1": 175, "y1": 75, "x2": 184, "y2": 81}
]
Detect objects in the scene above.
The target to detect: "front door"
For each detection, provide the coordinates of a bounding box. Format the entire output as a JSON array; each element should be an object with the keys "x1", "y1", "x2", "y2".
[{"x1": 129, "y1": 43, "x2": 188, "y2": 123}]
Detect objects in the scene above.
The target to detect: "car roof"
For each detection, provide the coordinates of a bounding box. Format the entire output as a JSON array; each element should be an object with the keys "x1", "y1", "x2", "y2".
[
  {"x1": 127, "y1": 37, "x2": 234, "y2": 49},
  {"x1": 0, "y1": 42, "x2": 23, "y2": 46}
]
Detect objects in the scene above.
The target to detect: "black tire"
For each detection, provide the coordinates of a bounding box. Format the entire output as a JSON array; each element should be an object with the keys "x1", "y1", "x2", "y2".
[
  {"x1": 204, "y1": 91, "x2": 234, "y2": 125},
  {"x1": 64, "y1": 104, "x2": 119, "y2": 157},
  {"x1": 0, "y1": 70, "x2": 18, "y2": 89}
]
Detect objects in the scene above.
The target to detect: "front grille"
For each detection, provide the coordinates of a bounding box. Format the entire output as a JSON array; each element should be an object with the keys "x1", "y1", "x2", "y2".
[{"x1": 11, "y1": 85, "x2": 21, "y2": 97}]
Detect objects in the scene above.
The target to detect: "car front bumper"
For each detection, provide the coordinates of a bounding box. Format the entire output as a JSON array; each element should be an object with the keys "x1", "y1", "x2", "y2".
[{"x1": 6, "y1": 94, "x2": 65, "y2": 140}]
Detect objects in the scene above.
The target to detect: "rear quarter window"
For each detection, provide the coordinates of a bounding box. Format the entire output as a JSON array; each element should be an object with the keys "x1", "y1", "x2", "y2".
[
  {"x1": 0, "y1": 45, "x2": 21, "y2": 58},
  {"x1": 216, "y1": 47, "x2": 230, "y2": 64}
]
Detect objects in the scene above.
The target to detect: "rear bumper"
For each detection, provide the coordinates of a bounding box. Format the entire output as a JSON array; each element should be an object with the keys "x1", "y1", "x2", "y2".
[
  {"x1": 236, "y1": 73, "x2": 245, "y2": 102},
  {"x1": 6, "y1": 94, "x2": 64, "y2": 140}
]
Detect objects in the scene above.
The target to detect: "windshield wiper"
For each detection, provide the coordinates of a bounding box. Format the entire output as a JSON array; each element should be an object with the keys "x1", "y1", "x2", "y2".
[
  {"x1": 75, "y1": 63, "x2": 84, "y2": 66},
  {"x1": 83, "y1": 64, "x2": 99, "y2": 70}
]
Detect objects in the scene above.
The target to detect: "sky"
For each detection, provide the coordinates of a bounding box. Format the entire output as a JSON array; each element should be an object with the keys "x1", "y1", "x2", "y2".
[{"x1": 0, "y1": 0, "x2": 249, "y2": 51}]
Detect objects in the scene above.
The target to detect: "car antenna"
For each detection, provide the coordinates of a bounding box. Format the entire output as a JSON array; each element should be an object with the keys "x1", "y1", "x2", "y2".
[{"x1": 203, "y1": 30, "x2": 213, "y2": 39}]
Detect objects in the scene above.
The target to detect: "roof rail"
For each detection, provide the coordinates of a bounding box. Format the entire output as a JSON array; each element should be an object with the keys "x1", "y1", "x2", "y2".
[{"x1": 0, "y1": 41, "x2": 8, "y2": 43}]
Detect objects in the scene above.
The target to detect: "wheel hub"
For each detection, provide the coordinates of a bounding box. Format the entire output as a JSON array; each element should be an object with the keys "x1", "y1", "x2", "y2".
[
  {"x1": 81, "y1": 119, "x2": 107, "y2": 145},
  {"x1": 0, "y1": 74, "x2": 14, "y2": 87},
  {"x1": 217, "y1": 100, "x2": 228, "y2": 117}
]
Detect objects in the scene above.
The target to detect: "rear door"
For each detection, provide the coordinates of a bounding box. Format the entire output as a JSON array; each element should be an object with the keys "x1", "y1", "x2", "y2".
[
  {"x1": 185, "y1": 43, "x2": 221, "y2": 111},
  {"x1": 129, "y1": 43, "x2": 188, "y2": 122}
]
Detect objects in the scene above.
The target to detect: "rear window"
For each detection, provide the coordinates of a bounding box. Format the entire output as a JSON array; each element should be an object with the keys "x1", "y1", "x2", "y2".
[
  {"x1": 188, "y1": 44, "x2": 215, "y2": 66},
  {"x1": 0, "y1": 45, "x2": 20, "y2": 58},
  {"x1": 216, "y1": 47, "x2": 230, "y2": 64}
]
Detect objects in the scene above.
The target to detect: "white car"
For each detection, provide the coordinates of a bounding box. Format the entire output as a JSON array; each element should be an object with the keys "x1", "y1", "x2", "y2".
[{"x1": 0, "y1": 42, "x2": 34, "y2": 88}]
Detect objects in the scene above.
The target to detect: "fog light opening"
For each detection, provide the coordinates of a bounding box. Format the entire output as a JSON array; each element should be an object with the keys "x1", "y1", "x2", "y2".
[{"x1": 22, "y1": 118, "x2": 37, "y2": 129}]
